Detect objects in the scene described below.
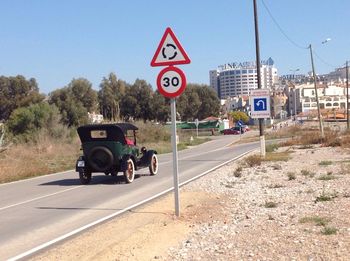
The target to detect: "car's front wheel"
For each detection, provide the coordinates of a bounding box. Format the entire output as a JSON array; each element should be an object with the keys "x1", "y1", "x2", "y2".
[
  {"x1": 79, "y1": 169, "x2": 92, "y2": 185},
  {"x1": 149, "y1": 154, "x2": 158, "y2": 175},
  {"x1": 123, "y1": 159, "x2": 135, "y2": 183}
]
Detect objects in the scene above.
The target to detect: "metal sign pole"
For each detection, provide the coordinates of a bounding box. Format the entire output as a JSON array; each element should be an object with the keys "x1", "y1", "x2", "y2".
[
  {"x1": 195, "y1": 119, "x2": 199, "y2": 138},
  {"x1": 170, "y1": 98, "x2": 180, "y2": 217}
]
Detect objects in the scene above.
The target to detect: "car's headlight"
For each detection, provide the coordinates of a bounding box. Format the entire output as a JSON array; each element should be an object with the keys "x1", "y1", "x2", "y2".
[{"x1": 77, "y1": 160, "x2": 85, "y2": 167}]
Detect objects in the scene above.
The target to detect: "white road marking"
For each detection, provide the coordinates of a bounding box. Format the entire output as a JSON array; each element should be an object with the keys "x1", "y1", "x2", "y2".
[
  {"x1": 0, "y1": 170, "x2": 73, "y2": 187},
  {"x1": 8, "y1": 148, "x2": 256, "y2": 261},
  {"x1": 0, "y1": 186, "x2": 82, "y2": 211}
]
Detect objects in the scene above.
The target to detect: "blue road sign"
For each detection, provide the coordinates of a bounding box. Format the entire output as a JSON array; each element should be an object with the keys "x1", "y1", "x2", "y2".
[
  {"x1": 253, "y1": 98, "x2": 267, "y2": 111},
  {"x1": 237, "y1": 120, "x2": 243, "y2": 127}
]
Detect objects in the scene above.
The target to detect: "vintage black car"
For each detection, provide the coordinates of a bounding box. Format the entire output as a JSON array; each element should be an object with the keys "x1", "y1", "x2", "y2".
[{"x1": 76, "y1": 123, "x2": 158, "y2": 184}]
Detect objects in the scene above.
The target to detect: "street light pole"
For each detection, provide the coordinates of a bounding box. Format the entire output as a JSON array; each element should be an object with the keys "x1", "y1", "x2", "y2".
[
  {"x1": 253, "y1": 0, "x2": 265, "y2": 157},
  {"x1": 290, "y1": 69, "x2": 300, "y2": 120},
  {"x1": 346, "y1": 61, "x2": 349, "y2": 130},
  {"x1": 309, "y1": 44, "x2": 324, "y2": 138}
]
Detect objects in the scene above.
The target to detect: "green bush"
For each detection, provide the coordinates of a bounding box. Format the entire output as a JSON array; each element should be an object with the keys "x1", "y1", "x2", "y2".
[
  {"x1": 7, "y1": 102, "x2": 68, "y2": 143},
  {"x1": 266, "y1": 143, "x2": 280, "y2": 153},
  {"x1": 321, "y1": 226, "x2": 337, "y2": 235}
]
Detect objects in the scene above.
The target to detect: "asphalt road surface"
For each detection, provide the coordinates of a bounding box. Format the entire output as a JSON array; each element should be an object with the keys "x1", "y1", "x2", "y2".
[{"x1": 0, "y1": 134, "x2": 259, "y2": 260}]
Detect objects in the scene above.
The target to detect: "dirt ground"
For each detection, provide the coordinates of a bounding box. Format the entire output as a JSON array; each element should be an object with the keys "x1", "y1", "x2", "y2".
[
  {"x1": 32, "y1": 144, "x2": 350, "y2": 261},
  {"x1": 32, "y1": 191, "x2": 222, "y2": 261}
]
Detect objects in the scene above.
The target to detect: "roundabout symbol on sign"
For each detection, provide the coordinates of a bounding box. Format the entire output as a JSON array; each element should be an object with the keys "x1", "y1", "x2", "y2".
[{"x1": 156, "y1": 66, "x2": 187, "y2": 98}]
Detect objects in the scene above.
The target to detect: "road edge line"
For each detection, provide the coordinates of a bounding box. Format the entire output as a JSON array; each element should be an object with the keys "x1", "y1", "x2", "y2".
[{"x1": 8, "y1": 148, "x2": 256, "y2": 261}]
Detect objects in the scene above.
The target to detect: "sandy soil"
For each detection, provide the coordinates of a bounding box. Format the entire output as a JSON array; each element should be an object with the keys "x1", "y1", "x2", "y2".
[
  {"x1": 32, "y1": 191, "x2": 223, "y2": 261},
  {"x1": 32, "y1": 144, "x2": 350, "y2": 261}
]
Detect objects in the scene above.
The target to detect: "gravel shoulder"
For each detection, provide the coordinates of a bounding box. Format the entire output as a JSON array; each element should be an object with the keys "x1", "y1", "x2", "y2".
[{"x1": 32, "y1": 144, "x2": 350, "y2": 261}]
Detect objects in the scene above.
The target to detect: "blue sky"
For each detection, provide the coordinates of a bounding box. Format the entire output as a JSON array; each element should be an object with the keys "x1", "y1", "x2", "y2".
[{"x1": 0, "y1": 0, "x2": 349, "y2": 94}]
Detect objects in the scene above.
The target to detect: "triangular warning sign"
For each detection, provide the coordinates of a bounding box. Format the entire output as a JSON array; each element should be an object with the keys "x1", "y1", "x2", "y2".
[{"x1": 151, "y1": 27, "x2": 191, "y2": 67}]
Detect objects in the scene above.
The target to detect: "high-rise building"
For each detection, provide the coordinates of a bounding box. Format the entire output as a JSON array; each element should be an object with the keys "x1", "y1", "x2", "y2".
[{"x1": 209, "y1": 57, "x2": 278, "y2": 99}]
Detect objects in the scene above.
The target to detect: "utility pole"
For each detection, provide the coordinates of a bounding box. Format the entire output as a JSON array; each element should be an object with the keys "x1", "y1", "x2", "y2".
[
  {"x1": 290, "y1": 69, "x2": 300, "y2": 120},
  {"x1": 346, "y1": 61, "x2": 349, "y2": 130},
  {"x1": 309, "y1": 44, "x2": 324, "y2": 138},
  {"x1": 253, "y1": 0, "x2": 265, "y2": 156}
]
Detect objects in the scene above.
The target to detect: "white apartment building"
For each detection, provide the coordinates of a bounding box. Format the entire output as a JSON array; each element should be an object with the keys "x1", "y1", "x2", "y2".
[
  {"x1": 209, "y1": 57, "x2": 278, "y2": 99},
  {"x1": 288, "y1": 83, "x2": 348, "y2": 115}
]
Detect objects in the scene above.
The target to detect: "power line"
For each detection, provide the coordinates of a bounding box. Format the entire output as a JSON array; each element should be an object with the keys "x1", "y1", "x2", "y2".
[
  {"x1": 261, "y1": 0, "x2": 308, "y2": 50},
  {"x1": 312, "y1": 49, "x2": 337, "y2": 68},
  {"x1": 261, "y1": 0, "x2": 339, "y2": 70}
]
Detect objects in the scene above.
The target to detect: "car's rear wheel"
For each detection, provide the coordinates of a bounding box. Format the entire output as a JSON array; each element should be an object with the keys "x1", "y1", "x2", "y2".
[
  {"x1": 88, "y1": 146, "x2": 113, "y2": 172},
  {"x1": 123, "y1": 159, "x2": 135, "y2": 183},
  {"x1": 79, "y1": 169, "x2": 91, "y2": 185},
  {"x1": 149, "y1": 154, "x2": 158, "y2": 175}
]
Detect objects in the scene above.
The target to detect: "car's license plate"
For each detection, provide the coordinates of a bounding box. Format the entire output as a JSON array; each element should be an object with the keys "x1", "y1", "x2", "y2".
[{"x1": 77, "y1": 160, "x2": 85, "y2": 167}]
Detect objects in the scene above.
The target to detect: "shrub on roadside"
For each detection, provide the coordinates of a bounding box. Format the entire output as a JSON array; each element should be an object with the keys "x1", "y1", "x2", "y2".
[
  {"x1": 287, "y1": 172, "x2": 296, "y2": 180},
  {"x1": 244, "y1": 155, "x2": 262, "y2": 167},
  {"x1": 7, "y1": 102, "x2": 67, "y2": 143},
  {"x1": 233, "y1": 166, "x2": 243, "y2": 177},
  {"x1": 321, "y1": 226, "x2": 337, "y2": 235},
  {"x1": 264, "y1": 201, "x2": 278, "y2": 208},
  {"x1": 266, "y1": 143, "x2": 280, "y2": 153},
  {"x1": 301, "y1": 169, "x2": 315, "y2": 177}
]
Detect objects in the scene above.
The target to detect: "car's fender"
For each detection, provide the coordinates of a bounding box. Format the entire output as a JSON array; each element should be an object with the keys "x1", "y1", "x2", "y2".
[
  {"x1": 137, "y1": 149, "x2": 157, "y2": 166},
  {"x1": 121, "y1": 154, "x2": 137, "y2": 171}
]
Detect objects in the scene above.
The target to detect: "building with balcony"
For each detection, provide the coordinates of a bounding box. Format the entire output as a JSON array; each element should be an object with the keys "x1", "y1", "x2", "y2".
[
  {"x1": 209, "y1": 57, "x2": 278, "y2": 99},
  {"x1": 287, "y1": 83, "x2": 348, "y2": 116}
]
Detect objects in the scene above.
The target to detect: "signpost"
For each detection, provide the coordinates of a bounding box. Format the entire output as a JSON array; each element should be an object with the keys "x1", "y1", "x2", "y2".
[
  {"x1": 250, "y1": 89, "x2": 271, "y2": 118},
  {"x1": 156, "y1": 66, "x2": 187, "y2": 98},
  {"x1": 250, "y1": 89, "x2": 270, "y2": 156},
  {"x1": 237, "y1": 120, "x2": 243, "y2": 139},
  {"x1": 195, "y1": 118, "x2": 199, "y2": 137},
  {"x1": 151, "y1": 27, "x2": 190, "y2": 217}
]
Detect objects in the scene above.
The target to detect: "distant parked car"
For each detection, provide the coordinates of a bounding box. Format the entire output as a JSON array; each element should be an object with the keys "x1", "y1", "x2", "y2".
[
  {"x1": 241, "y1": 125, "x2": 250, "y2": 132},
  {"x1": 222, "y1": 127, "x2": 241, "y2": 135}
]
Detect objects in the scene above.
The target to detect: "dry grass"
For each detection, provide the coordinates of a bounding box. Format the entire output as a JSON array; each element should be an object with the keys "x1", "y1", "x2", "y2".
[
  {"x1": 0, "y1": 136, "x2": 80, "y2": 183},
  {"x1": 244, "y1": 154, "x2": 262, "y2": 167},
  {"x1": 264, "y1": 151, "x2": 291, "y2": 162},
  {"x1": 0, "y1": 122, "x2": 212, "y2": 183},
  {"x1": 272, "y1": 123, "x2": 350, "y2": 148}
]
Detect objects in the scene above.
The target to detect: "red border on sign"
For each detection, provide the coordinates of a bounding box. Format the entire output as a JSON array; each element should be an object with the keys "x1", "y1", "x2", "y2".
[
  {"x1": 156, "y1": 66, "x2": 187, "y2": 98},
  {"x1": 151, "y1": 27, "x2": 191, "y2": 67}
]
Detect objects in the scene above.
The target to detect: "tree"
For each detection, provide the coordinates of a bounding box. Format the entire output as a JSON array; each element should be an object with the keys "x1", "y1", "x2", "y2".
[
  {"x1": 230, "y1": 111, "x2": 250, "y2": 123},
  {"x1": 150, "y1": 91, "x2": 170, "y2": 123},
  {"x1": 98, "y1": 73, "x2": 126, "y2": 121},
  {"x1": 49, "y1": 78, "x2": 97, "y2": 126},
  {"x1": 194, "y1": 84, "x2": 220, "y2": 120},
  {"x1": 7, "y1": 102, "x2": 62, "y2": 140},
  {"x1": 0, "y1": 75, "x2": 44, "y2": 121},
  {"x1": 177, "y1": 85, "x2": 201, "y2": 121},
  {"x1": 175, "y1": 84, "x2": 220, "y2": 121},
  {"x1": 120, "y1": 79, "x2": 153, "y2": 122}
]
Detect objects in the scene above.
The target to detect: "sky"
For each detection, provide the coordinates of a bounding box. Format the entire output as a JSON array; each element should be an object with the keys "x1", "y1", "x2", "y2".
[{"x1": 0, "y1": 0, "x2": 349, "y2": 94}]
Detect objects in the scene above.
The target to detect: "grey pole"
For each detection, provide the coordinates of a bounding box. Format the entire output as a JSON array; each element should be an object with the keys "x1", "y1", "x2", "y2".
[
  {"x1": 253, "y1": 0, "x2": 265, "y2": 156},
  {"x1": 346, "y1": 61, "x2": 349, "y2": 130},
  {"x1": 290, "y1": 69, "x2": 299, "y2": 120},
  {"x1": 309, "y1": 44, "x2": 324, "y2": 138},
  {"x1": 170, "y1": 98, "x2": 180, "y2": 217},
  {"x1": 294, "y1": 88, "x2": 297, "y2": 120}
]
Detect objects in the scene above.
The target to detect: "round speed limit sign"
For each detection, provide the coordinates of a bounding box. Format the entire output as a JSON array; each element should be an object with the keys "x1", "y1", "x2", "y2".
[{"x1": 156, "y1": 66, "x2": 187, "y2": 98}]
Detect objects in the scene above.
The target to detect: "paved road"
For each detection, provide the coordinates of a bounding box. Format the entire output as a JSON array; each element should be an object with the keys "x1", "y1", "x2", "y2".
[{"x1": 0, "y1": 134, "x2": 259, "y2": 260}]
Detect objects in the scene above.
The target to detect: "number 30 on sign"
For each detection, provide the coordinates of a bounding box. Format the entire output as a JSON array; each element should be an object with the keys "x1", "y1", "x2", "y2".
[{"x1": 156, "y1": 66, "x2": 186, "y2": 98}]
